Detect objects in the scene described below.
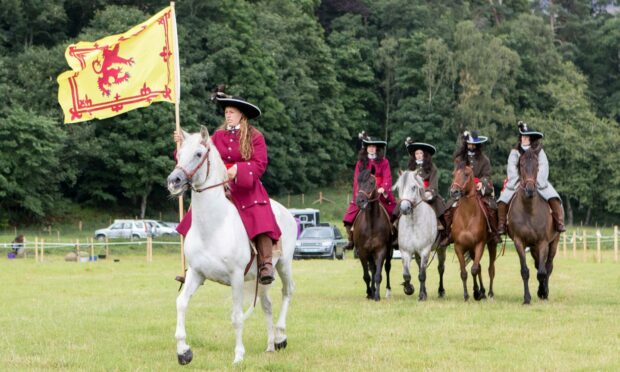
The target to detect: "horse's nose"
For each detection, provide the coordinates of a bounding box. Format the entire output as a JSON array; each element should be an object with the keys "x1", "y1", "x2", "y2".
[
  {"x1": 167, "y1": 169, "x2": 186, "y2": 192},
  {"x1": 400, "y1": 201, "x2": 412, "y2": 215},
  {"x1": 450, "y1": 189, "x2": 461, "y2": 199}
]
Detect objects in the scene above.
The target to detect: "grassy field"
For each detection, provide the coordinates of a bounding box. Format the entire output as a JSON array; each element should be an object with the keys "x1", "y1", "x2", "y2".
[{"x1": 1, "y1": 249, "x2": 618, "y2": 371}]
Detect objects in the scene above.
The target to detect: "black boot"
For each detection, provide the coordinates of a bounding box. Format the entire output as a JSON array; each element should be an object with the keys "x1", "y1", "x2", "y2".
[
  {"x1": 439, "y1": 207, "x2": 454, "y2": 247},
  {"x1": 344, "y1": 223, "x2": 354, "y2": 250}
]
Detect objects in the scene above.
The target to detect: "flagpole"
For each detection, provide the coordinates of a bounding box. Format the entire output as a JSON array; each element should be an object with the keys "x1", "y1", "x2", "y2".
[{"x1": 171, "y1": 1, "x2": 186, "y2": 283}]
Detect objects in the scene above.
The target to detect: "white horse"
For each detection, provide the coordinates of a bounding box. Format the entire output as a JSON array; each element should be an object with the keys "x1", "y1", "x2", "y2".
[
  {"x1": 393, "y1": 171, "x2": 446, "y2": 301},
  {"x1": 167, "y1": 127, "x2": 296, "y2": 365}
]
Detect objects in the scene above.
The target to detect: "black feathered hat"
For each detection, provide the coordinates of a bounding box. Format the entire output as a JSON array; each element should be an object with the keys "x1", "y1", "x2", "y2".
[
  {"x1": 463, "y1": 130, "x2": 488, "y2": 144},
  {"x1": 405, "y1": 137, "x2": 436, "y2": 156},
  {"x1": 210, "y1": 86, "x2": 261, "y2": 119},
  {"x1": 517, "y1": 121, "x2": 543, "y2": 140},
  {"x1": 358, "y1": 131, "x2": 387, "y2": 147}
]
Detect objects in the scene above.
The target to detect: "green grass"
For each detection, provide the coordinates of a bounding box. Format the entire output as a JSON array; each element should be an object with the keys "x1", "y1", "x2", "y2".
[{"x1": 1, "y1": 250, "x2": 619, "y2": 371}]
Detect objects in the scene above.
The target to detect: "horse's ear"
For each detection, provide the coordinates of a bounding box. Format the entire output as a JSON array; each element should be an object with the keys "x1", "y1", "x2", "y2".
[
  {"x1": 181, "y1": 129, "x2": 190, "y2": 140},
  {"x1": 200, "y1": 125, "x2": 210, "y2": 140},
  {"x1": 398, "y1": 169, "x2": 403, "y2": 176}
]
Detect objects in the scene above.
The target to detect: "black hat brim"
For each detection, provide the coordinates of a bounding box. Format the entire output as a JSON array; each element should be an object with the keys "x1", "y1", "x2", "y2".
[
  {"x1": 216, "y1": 97, "x2": 261, "y2": 119},
  {"x1": 406, "y1": 143, "x2": 436, "y2": 156},
  {"x1": 362, "y1": 139, "x2": 387, "y2": 147},
  {"x1": 467, "y1": 136, "x2": 488, "y2": 144},
  {"x1": 519, "y1": 130, "x2": 544, "y2": 140}
]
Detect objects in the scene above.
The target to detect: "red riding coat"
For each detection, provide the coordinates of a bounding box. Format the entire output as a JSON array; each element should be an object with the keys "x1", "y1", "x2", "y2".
[
  {"x1": 176, "y1": 128, "x2": 282, "y2": 242},
  {"x1": 342, "y1": 157, "x2": 396, "y2": 224}
]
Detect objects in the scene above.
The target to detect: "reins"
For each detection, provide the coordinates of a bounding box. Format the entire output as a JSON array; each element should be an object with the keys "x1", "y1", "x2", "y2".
[{"x1": 175, "y1": 140, "x2": 230, "y2": 193}]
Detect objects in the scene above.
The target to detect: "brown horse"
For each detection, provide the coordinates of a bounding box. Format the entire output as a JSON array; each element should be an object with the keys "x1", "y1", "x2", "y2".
[
  {"x1": 449, "y1": 161, "x2": 497, "y2": 301},
  {"x1": 353, "y1": 168, "x2": 393, "y2": 301},
  {"x1": 508, "y1": 149, "x2": 560, "y2": 304}
]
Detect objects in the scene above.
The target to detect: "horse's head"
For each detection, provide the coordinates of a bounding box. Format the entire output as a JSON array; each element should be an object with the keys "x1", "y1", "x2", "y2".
[
  {"x1": 519, "y1": 149, "x2": 539, "y2": 198},
  {"x1": 395, "y1": 171, "x2": 424, "y2": 215},
  {"x1": 167, "y1": 126, "x2": 227, "y2": 197},
  {"x1": 450, "y1": 161, "x2": 474, "y2": 200},
  {"x1": 356, "y1": 168, "x2": 377, "y2": 210}
]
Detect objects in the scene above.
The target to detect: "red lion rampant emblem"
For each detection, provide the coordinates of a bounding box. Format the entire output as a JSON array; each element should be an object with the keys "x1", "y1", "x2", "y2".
[{"x1": 92, "y1": 44, "x2": 134, "y2": 96}]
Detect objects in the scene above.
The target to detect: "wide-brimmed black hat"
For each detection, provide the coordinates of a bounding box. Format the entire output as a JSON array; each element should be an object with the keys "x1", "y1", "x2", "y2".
[
  {"x1": 211, "y1": 91, "x2": 261, "y2": 119},
  {"x1": 405, "y1": 137, "x2": 436, "y2": 156},
  {"x1": 518, "y1": 121, "x2": 543, "y2": 140},
  {"x1": 463, "y1": 130, "x2": 488, "y2": 144},
  {"x1": 358, "y1": 131, "x2": 387, "y2": 147}
]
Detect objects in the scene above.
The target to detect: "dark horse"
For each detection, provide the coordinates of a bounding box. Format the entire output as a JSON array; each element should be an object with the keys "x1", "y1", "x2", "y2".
[
  {"x1": 449, "y1": 161, "x2": 497, "y2": 301},
  {"x1": 508, "y1": 149, "x2": 560, "y2": 304},
  {"x1": 354, "y1": 168, "x2": 393, "y2": 301}
]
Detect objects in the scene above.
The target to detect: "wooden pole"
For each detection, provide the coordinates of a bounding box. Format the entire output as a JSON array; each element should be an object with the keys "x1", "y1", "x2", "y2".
[
  {"x1": 171, "y1": 1, "x2": 185, "y2": 280},
  {"x1": 572, "y1": 231, "x2": 577, "y2": 258},
  {"x1": 614, "y1": 225, "x2": 618, "y2": 262},
  {"x1": 105, "y1": 236, "x2": 109, "y2": 258},
  {"x1": 41, "y1": 239, "x2": 45, "y2": 261},
  {"x1": 79, "y1": 220, "x2": 83, "y2": 232},
  {"x1": 57, "y1": 230, "x2": 60, "y2": 242},
  {"x1": 35, "y1": 237, "x2": 39, "y2": 262},
  {"x1": 582, "y1": 230, "x2": 587, "y2": 262},
  {"x1": 563, "y1": 233, "x2": 567, "y2": 258},
  {"x1": 301, "y1": 193, "x2": 305, "y2": 205},
  {"x1": 596, "y1": 230, "x2": 601, "y2": 263},
  {"x1": 76, "y1": 239, "x2": 80, "y2": 263}
]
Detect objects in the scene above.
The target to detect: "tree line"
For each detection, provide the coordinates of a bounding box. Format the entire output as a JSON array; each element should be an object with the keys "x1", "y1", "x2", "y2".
[{"x1": 1, "y1": 0, "x2": 619, "y2": 225}]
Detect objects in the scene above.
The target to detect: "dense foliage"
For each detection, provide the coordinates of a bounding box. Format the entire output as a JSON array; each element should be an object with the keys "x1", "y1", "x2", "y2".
[{"x1": 1, "y1": 0, "x2": 619, "y2": 225}]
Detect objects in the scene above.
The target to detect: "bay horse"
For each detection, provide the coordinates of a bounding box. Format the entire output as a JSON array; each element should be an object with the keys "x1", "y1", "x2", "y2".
[
  {"x1": 353, "y1": 168, "x2": 393, "y2": 301},
  {"x1": 167, "y1": 127, "x2": 297, "y2": 364},
  {"x1": 507, "y1": 149, "x2": 560, "y2": 304},
  {"x1": 393, "y1": 171, "x2": 445, "y2": 301},
  {"x1": 449, "y1": 161, "x2": 497, "y2": 301}
]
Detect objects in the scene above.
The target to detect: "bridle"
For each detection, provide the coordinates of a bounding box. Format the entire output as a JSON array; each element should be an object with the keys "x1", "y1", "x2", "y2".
[
  {"x1": 450, "y1": 167, "x2": 475, "y2": 198},
  {"x1": 357, "y1": 175, "x2": 380, "y2": 204},
  {"x1": 174, "y1": 140, "x2": 229, "y2": 193},
  {"x1": 398, "y1": 179, "x2": 425, "y2": 210}
]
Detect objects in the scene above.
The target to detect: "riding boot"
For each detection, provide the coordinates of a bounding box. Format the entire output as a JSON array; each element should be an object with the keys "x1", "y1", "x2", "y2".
[
  {"x1": 497, "y1": 202, "x2": 508, "y2": 235},
  {"x1": 487, "y1": 204, "x2": 500, "y2": 244},
  {"x1": 344, "y1": 223, "x2": 354, "y2": 250},
  {"x1": 548, "y1": 198, "x2": 566, "y2": 232},
  {"x1": 439, "y1": 207, "x2": 454, "y2": 247},
  {"x1": 255, "y1": 234, "x2": 274, "y2": 285}
]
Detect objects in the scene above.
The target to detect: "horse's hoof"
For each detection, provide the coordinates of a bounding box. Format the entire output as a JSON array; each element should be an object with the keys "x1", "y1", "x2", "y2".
[
  {"x1": 177, "y1": 349, "x2": 193, "y2": 365},
  {"x1": 418, "y1": 293, "x2": 427, "y2": 301},
  {"x1": 275, "y1": 338, "x2": 287, "y2": 351},
  {"x1": 403, "y1": 284, "x2": 414, "y2": 296},
  {"x1": 438, "y1": 289, "x2": 445, "y2": 298}
]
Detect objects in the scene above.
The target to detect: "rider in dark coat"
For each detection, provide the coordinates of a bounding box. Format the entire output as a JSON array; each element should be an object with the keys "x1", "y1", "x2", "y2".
[{"x1": 440, "y1": 131, "x2": 499, "y2": 247}]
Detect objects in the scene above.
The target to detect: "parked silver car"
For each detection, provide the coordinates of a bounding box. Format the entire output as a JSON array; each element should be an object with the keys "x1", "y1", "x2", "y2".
[
  {"x1": 94, "y1": 220, "x2": 150, "y2": 240},
  {"x1": 294, "y1": 224, "x2": 347, "y2": 260},
  {"x1": 144, "y1": 220, "x2": 179, "y2": 237}
]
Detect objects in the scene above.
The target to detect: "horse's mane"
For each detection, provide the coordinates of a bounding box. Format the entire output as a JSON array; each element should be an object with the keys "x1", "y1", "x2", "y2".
[{"x1": 357, "y1": 168, "x2": 373, "y2": 185}]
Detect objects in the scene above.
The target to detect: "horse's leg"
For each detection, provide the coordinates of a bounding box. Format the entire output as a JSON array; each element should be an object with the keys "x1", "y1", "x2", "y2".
[
  {"x1": 258, "y1": 283, "x2": 275, "y2": 352},
  {"x1": 544, "y1": 237, "x2": 559, "y2": 300},
  {"x1": 437, "y1": 246, "x2": 447, "y2": 298},
  {"x1": 231, "y1": 272, "x2": 246, "y2": 364},
  {"x1": 536, "y1": 242, "x2": 549, "y2": 300},
  {"x1": 384, "y1": 251, "x2": 392, "y2": 299},
  {"x1": 369, "y1": 257, "x2": 378, "y2": 299},
  {"x1": 455, "y1": 245, "x2": 469, "y2": 301},
  {"x1": 274, "y1": 259, "x2": 294, "y2": 350},
  {"x1": 401, "y1": 250, "x2": 415, "y2": 296},
  {"x1": 418, "y1": 250, "x2": 429, "y2": 301},
  {"x1": 487, "y1": 240, "x2": 497, "y2": 299},
  {"x1": 472, "y1": 242, "x2": 486, "y2": 301},
  {"x1": 361, "y1": 258, "x2": 372, "y2": 299},
  {"x1": 175, "y1": 268, "x2": 205, "y2": 365},
  {"x1": 372, "y1": 252, "x2": 386, "y2": 301},
  {"x1": 514, "y1": 238, "x2": 531, "y2": 305}
]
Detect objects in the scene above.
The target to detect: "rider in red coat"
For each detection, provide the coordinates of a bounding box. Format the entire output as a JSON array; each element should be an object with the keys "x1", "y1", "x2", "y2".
[
  {"x1": 342, "y1": 132, "x2": 396, "y2": 250},
  {"x1": 175, "y1": 91, "x2": 280, "y2": 285}
]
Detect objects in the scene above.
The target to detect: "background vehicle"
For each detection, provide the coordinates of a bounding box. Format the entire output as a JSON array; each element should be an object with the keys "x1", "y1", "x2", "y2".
[
  {"x1": 94, "y1": 220, "x2": 149, "y2": 240},
  {"x1": 144, "y1": 220, "x2": 179, "y2": 237},
  {"x1": 289, "y1": 208, "x2": 320, "y2": 232},
  {"x1": 294, "y1": 224, "x2": 346, "y2": 260}
]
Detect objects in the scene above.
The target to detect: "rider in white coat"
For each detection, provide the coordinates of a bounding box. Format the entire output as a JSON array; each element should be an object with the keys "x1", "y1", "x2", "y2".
[{"x1": 497, "y1": 121, "x2": 566, "y2": 234}]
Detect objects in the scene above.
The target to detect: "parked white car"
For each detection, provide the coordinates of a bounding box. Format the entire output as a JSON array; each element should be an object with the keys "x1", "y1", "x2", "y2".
[
  {"x1": 94, "y1": 220, "x2": 150, "y2": 240},
  {"x1": 144, "y1": 220, "x2": 179, "y2": 237}
]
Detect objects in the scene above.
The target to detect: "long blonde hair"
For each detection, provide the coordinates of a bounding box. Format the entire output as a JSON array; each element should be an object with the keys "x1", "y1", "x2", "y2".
[{"x1": 219, "y1": 115, "x2": 254, "y2": 160}]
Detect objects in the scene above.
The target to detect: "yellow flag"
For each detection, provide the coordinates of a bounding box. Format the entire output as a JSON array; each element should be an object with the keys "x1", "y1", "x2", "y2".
[{"x1": 57, "y1": 6, "x2": 178, "y2": 123}]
